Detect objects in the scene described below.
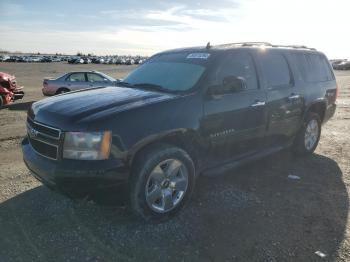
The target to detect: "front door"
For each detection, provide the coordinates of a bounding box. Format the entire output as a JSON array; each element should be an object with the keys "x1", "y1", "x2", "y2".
[
  {"x1": 87, "y1": 73, "x2": 110, "y2": 87},
  {"x1": 65, "y1": 72, "x2": 88, "y2": 91},
  {"x1": 201, "y1": 51, "x2": 268, "y2": 166}
]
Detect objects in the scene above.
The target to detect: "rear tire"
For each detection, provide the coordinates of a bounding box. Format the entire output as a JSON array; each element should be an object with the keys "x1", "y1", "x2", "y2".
[
  {"x1": 55, "y1": 88, "x2": 69, "y2": 95},
  {"x1": 293, "y1": 112, "x2": 321, "y2": 155},
  {"x1": 129, "y1": 144, "x2": 195, "y2": 221},
  {"x1": 0, "y1": 96, "x2": 3, "y2": 107}
]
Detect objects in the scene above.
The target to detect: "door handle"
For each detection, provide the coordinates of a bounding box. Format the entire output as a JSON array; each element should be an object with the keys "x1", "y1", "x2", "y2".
[
  {"x1": 250, "y1": 101, "x2": 266, "y2": 107},
  {"x1": 288, "y1": 94, "x2": 301, "y2": 100}
]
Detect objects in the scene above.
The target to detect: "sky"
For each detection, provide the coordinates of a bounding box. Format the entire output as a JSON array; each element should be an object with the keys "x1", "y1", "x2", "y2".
[{"x1": 0, "y1": 0, "x2": 349, "y2": 58}]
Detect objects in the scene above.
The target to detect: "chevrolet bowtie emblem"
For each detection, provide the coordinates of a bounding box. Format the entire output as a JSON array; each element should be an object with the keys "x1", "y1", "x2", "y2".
[{"x1": 28, "y1": 125, "x2": 39, "y2": 138}]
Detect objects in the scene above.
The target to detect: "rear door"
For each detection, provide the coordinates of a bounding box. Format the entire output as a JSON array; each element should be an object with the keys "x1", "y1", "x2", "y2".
[
  {"x1": 201, "y1": 51, "x2": 268, "y2": 164},
  {"x1": 256, "y1": 50, "x2": 303, "y2": 147},
  {"x1": 65, "y1": 72, "x2": 88, "y2": 91}
]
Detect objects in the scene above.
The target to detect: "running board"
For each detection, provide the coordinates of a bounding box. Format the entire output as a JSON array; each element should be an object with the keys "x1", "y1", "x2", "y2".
[{"x1": 201, "y1": 145, "x2": 285, "y2": 177}]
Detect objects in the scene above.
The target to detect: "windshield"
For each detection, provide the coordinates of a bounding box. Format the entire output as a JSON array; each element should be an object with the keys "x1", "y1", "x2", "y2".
[{"x1": 123, "y1": 52, "x2": 209, "y2": 92}]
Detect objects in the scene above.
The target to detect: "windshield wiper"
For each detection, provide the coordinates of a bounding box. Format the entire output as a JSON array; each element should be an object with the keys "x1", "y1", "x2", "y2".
[
  {"x1": 116, "y1": 81, "x2": 135, "y2": 88},
  {"x1": 133, "y1": 83, "x2": 168, "y2": 92}
]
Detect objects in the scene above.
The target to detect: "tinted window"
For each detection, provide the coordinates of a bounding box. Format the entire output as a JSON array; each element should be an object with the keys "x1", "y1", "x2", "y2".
[
  {"x1": 306, "y1": 54, "x2": 334, "y2": 82},
  {"x1": 87, "y1": 73, "x2": 105, "y2": 82},
  {"x1": 210, "y1": 52, "x2": 258, "y2": 90},
  {"x1": 290, "y1": 53, "x2": 334, "y2": 82},
  {"x1": 321, "y1": 57, "x2": 334, "y2": 81},
  {"x1": 67, "y1": 73, "x2": 86, "y2": 82},
  {"x1": 259, "y1": 52, "x2": 291, "y2": 87}
]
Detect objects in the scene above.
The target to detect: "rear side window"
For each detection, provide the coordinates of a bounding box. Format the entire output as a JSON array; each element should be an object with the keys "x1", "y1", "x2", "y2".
[
  {"x1": 259, "y1": 52, "x2": 291, "y2": 88},
  {"x1": 290, "y1": 53, "x2": 334, "y2": 82},
  {"x1": 210, "y1": 52, "x2": 258, "y2": 90}
]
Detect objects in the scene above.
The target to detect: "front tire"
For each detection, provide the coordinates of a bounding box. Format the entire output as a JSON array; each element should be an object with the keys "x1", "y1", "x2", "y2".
[
  {"x1": 129, "y1": 144, "x2": 195, "y2": 221},
  {"x1": 293, "y1": 112, "x2": 321, "y2": 155}
]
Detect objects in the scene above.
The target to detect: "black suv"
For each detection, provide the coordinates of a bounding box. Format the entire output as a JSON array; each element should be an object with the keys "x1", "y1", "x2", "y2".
[{"x1": 22, "y1": 42, "x2": 337, "y2": 220}]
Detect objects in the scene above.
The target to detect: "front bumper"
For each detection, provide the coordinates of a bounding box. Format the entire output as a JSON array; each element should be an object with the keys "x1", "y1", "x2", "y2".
[
  {"x1": 13, "y1": 86, "x2": 24, "y2": 100},
  {"x1": 22, "y1": 137, "x2": 130, "y2": 196}
]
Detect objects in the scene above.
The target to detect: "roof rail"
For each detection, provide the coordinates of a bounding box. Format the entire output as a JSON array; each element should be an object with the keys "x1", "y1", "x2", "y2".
[
  {"x1": 216, "y1": 42, "x2": 316, "y2": 50},
  {"x1": 221, "y1": 42, "x2": 272, "y2": 47},
  {"x1": 271, "y1": 44, "x2": 317, "y2": 50}
]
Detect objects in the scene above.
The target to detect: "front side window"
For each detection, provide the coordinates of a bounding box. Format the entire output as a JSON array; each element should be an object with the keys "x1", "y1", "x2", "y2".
[
  {"x1": 259, "y1": 52, "x2": 291, "y2": 88},
  {"x1": 87, "y1": 73, "x2": 105, "y2": 82},
  {"x1": 123, "y1": 53, "x2": 208, "y2": 92},
  {"x1": 67, "y1": 73, "x2": 86, "y2": 82},
  {"x1": 209, "y1": 52, "x2": 258, "y2": 90}
]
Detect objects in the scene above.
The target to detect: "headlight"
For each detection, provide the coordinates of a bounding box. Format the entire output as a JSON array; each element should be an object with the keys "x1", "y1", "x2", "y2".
[{"x1": 63, "y1": 131, "x2": 111, "y2": 160}]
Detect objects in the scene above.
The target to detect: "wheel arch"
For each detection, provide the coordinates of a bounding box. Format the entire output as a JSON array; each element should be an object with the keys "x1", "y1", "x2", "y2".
[
  {"x1": 127, "y1": 129, "x2": 203, "y2": 171},
  {"x1": 304, "y1": 100, "x2": 327, "y2": 123},
  {"x1": 56, "y1": 87, "x2": 70, "y2": 94}
]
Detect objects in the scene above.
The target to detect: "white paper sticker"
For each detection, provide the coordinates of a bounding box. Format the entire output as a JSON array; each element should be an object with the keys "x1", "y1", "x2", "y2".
[{"x1": 186, "y1": 53, "x2": 210, "y2": 59}]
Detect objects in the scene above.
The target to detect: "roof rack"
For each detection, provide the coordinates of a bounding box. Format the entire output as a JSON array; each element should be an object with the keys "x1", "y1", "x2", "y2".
[
  {"x1": 217, "y1": 42, "x2": 316, "y2": 50},
  {"x1": 270, "y1": 44, "x2": 316, "y2": 50},
  {"x1": 220, "y1": 42, "x2": 272, "y2": 47}
]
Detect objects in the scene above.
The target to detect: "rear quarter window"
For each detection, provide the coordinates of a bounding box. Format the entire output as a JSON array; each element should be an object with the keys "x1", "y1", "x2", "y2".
[{"x1": 290, "y1": 53, "x2": 334, "y2": 82}]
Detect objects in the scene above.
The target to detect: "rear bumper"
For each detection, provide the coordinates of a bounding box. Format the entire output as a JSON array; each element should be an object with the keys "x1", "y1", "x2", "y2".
[
  {"x1": 22, "y1": 137, "x2": 130, "y2": 196},
  {"x1": 323, "y1": 103, "x2": 336, "y2": 123},
  {"x1": 42, "y1": 87, "x2": 56, "y2": 96}
]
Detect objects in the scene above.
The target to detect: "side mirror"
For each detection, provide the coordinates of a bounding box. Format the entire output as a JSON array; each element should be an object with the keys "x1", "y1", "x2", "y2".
[
  {"x1": 222, "y1": 76, "x2": 246, "y2": 92},
  {"x1": 207, "y1": 76, "x2": 246, "y2": 96}
]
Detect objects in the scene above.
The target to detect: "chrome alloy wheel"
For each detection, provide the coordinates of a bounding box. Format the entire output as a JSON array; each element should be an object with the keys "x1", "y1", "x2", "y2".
[
  {"x1": 145, "y1": 159, "x2": 189, "y2": 213},
  {"x1": 304, "y1": 119, "x2": 319, "y2": 151}
]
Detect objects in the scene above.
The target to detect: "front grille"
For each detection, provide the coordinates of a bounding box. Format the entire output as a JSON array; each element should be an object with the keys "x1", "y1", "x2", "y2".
[
  {"x1": 28, "y1": 137, "x2": 58, "y2": 159},
  {"x1": 27, "y1": 118, "x2": 61, "y2": 160},
  {"x1": 27, "y1": 117, "x2": 60, "y2": 139}
]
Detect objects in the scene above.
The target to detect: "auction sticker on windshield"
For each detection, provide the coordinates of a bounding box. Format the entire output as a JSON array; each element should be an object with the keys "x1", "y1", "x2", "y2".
[{"x1": 186, "y1": 53, "x2": 210, "y2": 59}]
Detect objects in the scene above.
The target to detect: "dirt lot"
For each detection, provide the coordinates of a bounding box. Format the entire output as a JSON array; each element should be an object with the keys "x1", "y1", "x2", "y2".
[{"x1": 0, "y1": 62, "x2": 349, "y2": 262}]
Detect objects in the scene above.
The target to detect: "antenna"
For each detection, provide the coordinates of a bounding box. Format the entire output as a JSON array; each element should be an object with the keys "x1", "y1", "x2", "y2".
[{"x1": 206, "y1": 42, "x2": 211, "y2": 49}]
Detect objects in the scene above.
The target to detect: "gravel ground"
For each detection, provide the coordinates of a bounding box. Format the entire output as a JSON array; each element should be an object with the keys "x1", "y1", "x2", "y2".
[{"x1": 0, "y1": 62, "x2": 349, "y2": 261}]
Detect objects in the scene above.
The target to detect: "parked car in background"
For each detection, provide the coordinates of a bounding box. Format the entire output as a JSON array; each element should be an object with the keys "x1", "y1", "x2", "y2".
[
  {"x1": 42, "y1": 71, "x2": 118, "y2": 95},
  {"x1": 68, "y1": 57, "x2": 84, "y2": 64},
  {"x1": 333, "y1": 60, "x2": 350, "y2": 70},
  {"x1": 83, "y1": 57, "x2": 91, "y2": 64}
]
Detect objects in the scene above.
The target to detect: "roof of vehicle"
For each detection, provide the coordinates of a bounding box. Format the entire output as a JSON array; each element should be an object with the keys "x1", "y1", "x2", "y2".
[
  {"x1": 63, "y1": 71, "x2": 104, "y2": 74},
  {"x1": 57, "y1": 71, "x2": 115, "y2": 81},
  {"x1": 158, "y1": 42, "x2": 321, "y2": 55}
]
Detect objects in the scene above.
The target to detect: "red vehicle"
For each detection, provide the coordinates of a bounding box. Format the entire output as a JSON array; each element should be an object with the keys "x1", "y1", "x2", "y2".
[{"x1": 0, "y1": 72, "x2": 24, "y2": 107}]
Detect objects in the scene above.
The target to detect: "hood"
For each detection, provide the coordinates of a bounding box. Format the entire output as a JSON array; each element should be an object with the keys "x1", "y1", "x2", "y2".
[
  {"x1": 30, "y1": 86, "x2": 177, "y2": 130},
  {"x1": 0, "y1": 72, "x2": 16, "y2": 81}
]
